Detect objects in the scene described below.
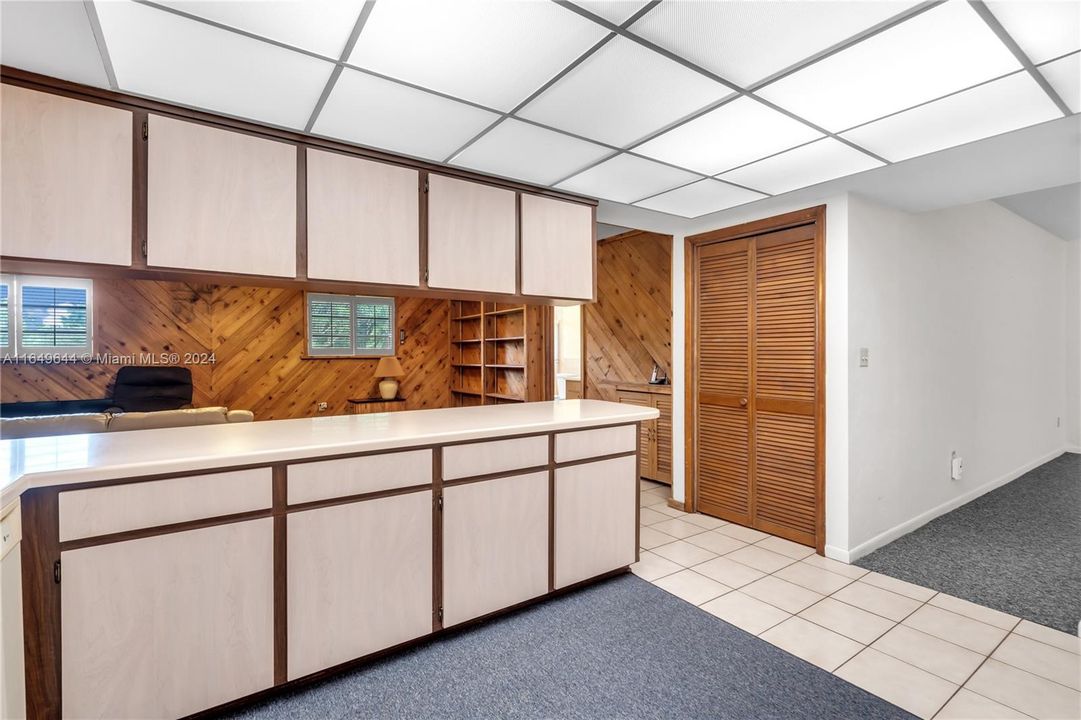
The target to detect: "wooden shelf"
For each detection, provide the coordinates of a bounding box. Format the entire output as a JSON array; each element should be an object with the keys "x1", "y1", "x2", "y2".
[
  {"x1": 486, "y1": 336, "x2": 525, "y2": 342},
  {"x1": 452, "y1": 313, "x2": 482, "y2": 320},
  {"x1": 486, "y1": 392, "x2": 524, "y2": 402},
  {"x1": 483, "y1": 307, "x2": 525, "y2": 317},
  {"x1": 487, "y1": 364, "x2": 524, "y2": 369},
  {"x1": 451, "y1": 388, "x2": 482, "y2": 396},
  {"x1": 452, "y1": 363, "x2": 482, "y2": 368},
  {"x1": 451, "y1": 338, "x2": 483, "y2": 344}
]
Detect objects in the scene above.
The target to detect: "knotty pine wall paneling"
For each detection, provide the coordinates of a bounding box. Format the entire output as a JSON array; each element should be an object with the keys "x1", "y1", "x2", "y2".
[
  {"x1": 584, "y1": 230, "x2": 672, "y2": 401},
  {"x1": 0, "y1": 279, "x2": 451, "y2": 419}
]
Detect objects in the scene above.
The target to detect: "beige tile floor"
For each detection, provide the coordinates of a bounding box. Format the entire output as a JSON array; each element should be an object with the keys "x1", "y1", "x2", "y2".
[{"x1": 634, "y1": 480, "x2": 1081, "y2": 720}]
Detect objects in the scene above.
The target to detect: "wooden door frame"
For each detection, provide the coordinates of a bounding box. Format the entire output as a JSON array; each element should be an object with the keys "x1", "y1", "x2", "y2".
[{"x1": 684, "y1": 205, "x2": 826, "y2": 554}]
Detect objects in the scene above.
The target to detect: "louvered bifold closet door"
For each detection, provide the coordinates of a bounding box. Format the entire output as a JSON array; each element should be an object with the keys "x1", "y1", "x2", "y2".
[
  {"x1": 695, "y1": 239, "x2": 752, "y2": 525},
  {"x1": 752, "y1": 225, "x2": 819, "y2": 546}
]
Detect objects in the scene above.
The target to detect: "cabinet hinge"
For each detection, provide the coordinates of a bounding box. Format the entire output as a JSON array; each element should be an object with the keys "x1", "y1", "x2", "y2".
[
  {"x1": 53, "y1": 560, "x2": 61, "y2": 584},
  {"x1": 437, "y1": 606, "x2": 443, "y2": 622},
  {"x1": 436, "y1": 493, "x2": 443, "y2": 511},
  {"x1": 142, "y1": 120, "x2": 148, "y2": 140},
  {"x1": 423, "y1": 178, "x2": 429, "y2": 193},
  {"x1": 140, "y1": 239, "x2": 148, "y2": 259},
  {"x1": 424, "y1": 268, "x2": 430, "y2": 283}
]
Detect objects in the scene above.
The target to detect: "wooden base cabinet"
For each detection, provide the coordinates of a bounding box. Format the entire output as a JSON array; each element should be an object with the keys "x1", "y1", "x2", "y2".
[
  {"x1": 60, "y1": 520, "x2": 275, "y2": 720},
  {"x1": 443, "y1": 472, "x2": 549, "y2": 627},
  {"x1": 287, "y1": 492, "x2": 432, "y2": 680},
  {"x1": 616, "y1": 388, "x2": 672, "y2": 484}
]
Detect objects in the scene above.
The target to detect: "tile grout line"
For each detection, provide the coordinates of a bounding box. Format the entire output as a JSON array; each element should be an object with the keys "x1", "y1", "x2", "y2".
[{"x1": 930, "y1": 617, "x2": 1024, "y2": 720}]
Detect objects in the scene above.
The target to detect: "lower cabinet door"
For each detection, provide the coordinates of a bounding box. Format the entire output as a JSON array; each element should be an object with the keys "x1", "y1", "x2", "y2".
[
  {"x1": 287, "y1": 491, "x2": 432, "y2": 680},
  {"x1": 554, "y1": 455, "x2": 638, "y2": 589},
  {"x1": 443, "y1": 472, "x2": 549, "y2": 627},
  {"x1": 60, "y1": 519, "x2": 275, "y2": 720}
]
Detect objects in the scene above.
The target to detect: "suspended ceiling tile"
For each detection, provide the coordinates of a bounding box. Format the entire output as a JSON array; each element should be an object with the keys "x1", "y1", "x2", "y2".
[
  {"x1": 718, "y1": 138, "x2": 883, "y2": 196},
  {"x1": 95, "y1": 0, "x2": 334, "y2": 129},
  {"x1": 634, "y1": 96, "x2": 823, "y2": 175},
  {"x1": 756, "y1": 0, "x2": 1022, "y2": 132},
  {"x1": 1039, "y1": 53, "x2": 1081, "y2": 113},
  {"x1": 571, "y1": 0, "x2": 653, "y2": 26},
  {"x1": 842, "y1": 72, "x2": 1062, "y2": 163},
  {"x1": 451, "y1": 119, "x2": 612, "y2": 186},
  {"x1": 0, "y1": 1, "x2": 109, "y2": 88},
  {"x1": 313, "y1": 68, "x2": 499, "y2": 161},
  {"x1": 555, "y1": 153, "x2": 699, "y2": 204},
  {"x1": 518, "y1": 36, "x2": 733, "y2": 147},
  {"x1": 154, "y1": 0, "x2": 368, "y2": 58},
  {"x1": 986, "y1": 0, "x2": 1081, "y2": 64},
  {"x1": 635, "y1": 179, "x2": 766, "y2": 218},
  {"x1": 348, "y1": 0, "x2": 606, "y2": 111},
  {"x1": 632, "y1": 0, "x2": 921, "y2": 88}
]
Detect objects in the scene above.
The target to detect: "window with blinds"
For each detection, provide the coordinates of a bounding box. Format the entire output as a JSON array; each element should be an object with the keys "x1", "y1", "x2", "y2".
[
  {"x1": 306, "y1": 293, "x2": 395, "y2": 357},
  {"x1": 0, "y1": 274, "x2": 93, "y2": 358}
]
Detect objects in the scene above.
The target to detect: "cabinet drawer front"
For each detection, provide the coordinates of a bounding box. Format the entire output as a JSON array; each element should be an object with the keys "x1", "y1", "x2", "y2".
[
  {"x1": 554, "y1": 424, "x2": 636, "y2": 463},
  {"x1": 554, "y1": 455, "x2": 637, "y2": 589},
  {"x1": 442, "y1": 435, "x2": 548, "y2": 480},
  {"x1": 443, "y1": 471, "x2": 549, "y2": 627},
  {"x1": 288, "y1": 449, "x2": 431, "y2": 505},
  {"x1": 59, "y1": 468, "x2": 272, "y2": 542}
]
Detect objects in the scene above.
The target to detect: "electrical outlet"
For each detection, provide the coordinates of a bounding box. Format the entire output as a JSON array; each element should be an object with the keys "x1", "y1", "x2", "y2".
[
  {"x1": 317, "y1": 402, "x2": 328, "y2": 412},
  {"x1": 950, "y1": 451, "x2": 963, "y2": 481},
  {"x1": 859, "y1": 347, "x2": 869, "y2": 368}
]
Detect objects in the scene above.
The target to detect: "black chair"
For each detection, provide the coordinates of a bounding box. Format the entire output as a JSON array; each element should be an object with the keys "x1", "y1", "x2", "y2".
[{"x1": 109, "y1": 366, "x2": 193, "y2": 412}]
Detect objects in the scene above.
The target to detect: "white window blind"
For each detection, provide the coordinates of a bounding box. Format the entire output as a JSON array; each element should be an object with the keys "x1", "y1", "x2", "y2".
[
  {"x1": 307, "y1": 293, "x2": 395, "y2": 357},
  {"x1": 1, "y1": 274, "x2": 93, "y2": 358}
]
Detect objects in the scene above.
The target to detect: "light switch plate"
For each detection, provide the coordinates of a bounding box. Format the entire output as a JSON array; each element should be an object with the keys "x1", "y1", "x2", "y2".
[{"x1": 859, "y1": 347, "x2": 869, "y2": 368}]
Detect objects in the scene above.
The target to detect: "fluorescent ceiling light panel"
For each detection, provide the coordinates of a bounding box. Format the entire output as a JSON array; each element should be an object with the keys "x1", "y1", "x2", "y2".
[
  {"x1": 842, "y1": 72, "x2": 1061, "y2": 163},
  {"x1": 348, "y1": 0, "x2": 606, "y2": 111},
  {"x1": 555, "y1": 154, "x2": 699, "y2": 204},
  {"x1": 634, "y1": 96, "x2": 823, "y2": 175},
  {"x1": 632, "y1": 0, "x2": 921, "y2": 88},
  {"x1": 1040, "y1": 53, "x2": 1081, "y2": 113},
  {"x1": 451, "y1": 119, "x2": 612, "y2": 186},
  {"x1": 635, "y1": 179, "x2": 766, "y2": 218},
  {"x1": 519, "y1": 36, "x2": 732, "y2": 147},
  {"x1": 571, "y1": 0, "x2": 652, "y2": 26},
  {"x1": 756, "y1": 0, "x2": 1022, "y2": 132},
  {"x1": 986, "y1": 0, "x2": 1081, "y2": 64},
  {"x1": 154, "y1": 0, "x2": 367, "y2": 58},
  {"x1": 719, "y1": 138, "x2": 883, "y2": 196},
  {"x1": 0, "y1": 1, "x2": 109, "y2": 88},
  {"x1": 313, "y1": 68, "x2": 499, "y2": 161},
  {"x1": 95, "y1": 0, "x2": 333, "y2": 129}
]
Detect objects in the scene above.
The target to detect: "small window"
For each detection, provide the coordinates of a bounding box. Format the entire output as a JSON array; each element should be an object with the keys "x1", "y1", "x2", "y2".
[
  {"x1": 307, "y1": 293, "x2": 395, "y2": 357},
  {"x1": 0, "y1": 274, "x2": 93, "y2": 359}
]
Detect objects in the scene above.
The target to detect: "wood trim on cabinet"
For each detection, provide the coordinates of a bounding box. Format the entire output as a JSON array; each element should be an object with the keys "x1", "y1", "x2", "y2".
[
  {"x1": 684, "y1": 205, "x2": 826, "y2": 554},
  {"x1": 19, "y1": 487, "x2": 62, "y2": 720},
  {"x1": 131, "y1": 109, "x2": 148, "y2": 270},
  {"x1": 547, "y1": 433, "x2": 556, "y2": 593},
  {"x1": 272, "y1": 465, "x2": 288, "y2": 684},
  {"x1": 432, "y1": 447, "x2": 443, "y2": 632},
  {"x1": 419, "y1": 170, "x2": 430, "y2": 289},
  {"x1": 295, "y1": 148, "x2": 308, "y2": 281}
]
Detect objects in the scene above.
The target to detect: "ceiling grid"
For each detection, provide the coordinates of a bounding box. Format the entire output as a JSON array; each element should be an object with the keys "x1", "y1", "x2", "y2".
[{"x1": 2, "y1": 0, "x2": 1075, "y2": 218}]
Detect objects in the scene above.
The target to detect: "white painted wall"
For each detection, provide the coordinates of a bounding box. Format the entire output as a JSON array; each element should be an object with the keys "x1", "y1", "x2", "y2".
[
  {"x1": 1066, "y1": 236, "x2": 1081, "y2": 452},
  {"x1": 846, "y1": 195, "x2": 1072, "y2": 558}
]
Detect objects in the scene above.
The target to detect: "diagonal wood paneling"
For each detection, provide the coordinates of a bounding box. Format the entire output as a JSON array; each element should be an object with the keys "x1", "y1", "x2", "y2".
[
  {"x1": 0, "y1": 278, "x2": 451, "y2": 420},
  {"x1": 584, "y1": 230, "x2": 672, "y2": 402}
]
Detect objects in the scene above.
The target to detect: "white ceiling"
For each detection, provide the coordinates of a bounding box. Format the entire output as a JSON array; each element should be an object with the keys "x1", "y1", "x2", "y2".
[{"x1": 2, "y1": 0, "x2": 1078, "y2": 219}]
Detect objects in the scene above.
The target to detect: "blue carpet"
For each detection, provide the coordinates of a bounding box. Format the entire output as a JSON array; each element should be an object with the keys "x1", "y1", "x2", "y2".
[
  {"x1": 226, "y1": 574, "x2": 914, "y2": 719},
  {"x1": 858, "y1": 452, "x2": 1080, "y2": 634}
]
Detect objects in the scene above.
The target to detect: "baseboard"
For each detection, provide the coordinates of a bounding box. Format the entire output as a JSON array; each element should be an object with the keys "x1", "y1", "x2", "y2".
[
  {"x1": 845, "y1": 446, "x2": 1069, "y2": 563},
  {"x1": 1065, "y1": 445, "x2": 1081, "y2": 454},
  {"x1": 824, "y1": 544, "x2": 851, "y2": 563}
]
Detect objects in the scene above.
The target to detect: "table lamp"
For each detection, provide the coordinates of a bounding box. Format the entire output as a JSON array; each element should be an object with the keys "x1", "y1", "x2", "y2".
[{"x1": 375, "y1": 356, "x2": 404, "y2": 400}]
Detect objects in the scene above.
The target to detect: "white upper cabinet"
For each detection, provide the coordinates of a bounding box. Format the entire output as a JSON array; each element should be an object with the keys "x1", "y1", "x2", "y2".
[
  {"x1": 427, "y1": 174, "x2": 516, "y2": 294},
  {"x1": 306, "y1": 149, "x2": 420, "y2": 286},
  {"x1": 146, "y1": 114, "x2": 297, "y2": 277},
  {"x1": 520, "y1": 193, "x2": 594, "y2": 301},
  {"x1": 1, "y1": 85, "x2": 132, "y2": 266}
]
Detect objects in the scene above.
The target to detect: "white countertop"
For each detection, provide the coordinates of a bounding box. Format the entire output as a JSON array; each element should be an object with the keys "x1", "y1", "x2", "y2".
[{"x1": 1, "y1": 400, "x2": 658, "y2": 506}]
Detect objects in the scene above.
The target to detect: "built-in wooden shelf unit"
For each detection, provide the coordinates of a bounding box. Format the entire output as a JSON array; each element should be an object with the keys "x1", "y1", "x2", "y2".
[{"x1": 450, "y1": 301, "x2": 548, "y2": 407}]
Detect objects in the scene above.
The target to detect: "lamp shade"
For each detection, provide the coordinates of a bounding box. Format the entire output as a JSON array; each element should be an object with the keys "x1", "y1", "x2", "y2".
[{"x1": 375, "y1": 356, "x2": 404, "y2": 378}]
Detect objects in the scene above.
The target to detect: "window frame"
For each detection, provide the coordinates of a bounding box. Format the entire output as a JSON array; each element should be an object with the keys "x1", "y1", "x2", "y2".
[
  {"x1": 1, "y1": 274, "x2": 94, "y2": 359},
  {"x1": 305, "y1": 292, "x2": 396, "y2": 358}
]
